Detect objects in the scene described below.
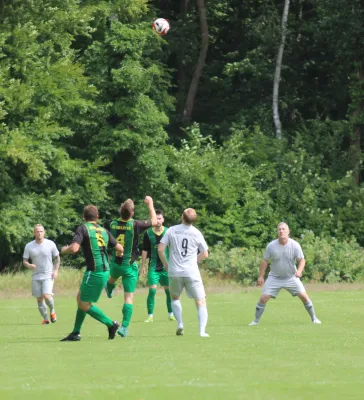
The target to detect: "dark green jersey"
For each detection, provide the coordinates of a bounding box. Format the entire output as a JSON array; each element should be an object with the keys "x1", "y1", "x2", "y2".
[
  {"x1": 108, "y1": 218, "x2": 152, "y2": 266},
  {"x1": 72, "y1": 222, "x2": 117, "y2": 272},
  {"x1": 143, "y1": 227, "x2": 169, "y2": 272}
]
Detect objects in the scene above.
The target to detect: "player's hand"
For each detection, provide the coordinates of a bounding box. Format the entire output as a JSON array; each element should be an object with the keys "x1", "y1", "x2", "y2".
[
  {"x1": 61, "y1": 245, "x2": 69, "y2": 254},
  {"x1": 29, "y1": 264, "x2": 37, "y2": 270},
  {"x1": 257, "y1": 276, "x2": 264, "y2": 286},
  {"x1": 144, "y1": 196, "x2": 153, "y2": 206},
  {"x1": 141, "y1": 267, "x2": 146, "y2": 277},
  {"x1": 295, "y1": 271, "x2": 302, "y2": 278},
  {"x1": 52, "y1": 270, "x2": 58, "y2": 279}
]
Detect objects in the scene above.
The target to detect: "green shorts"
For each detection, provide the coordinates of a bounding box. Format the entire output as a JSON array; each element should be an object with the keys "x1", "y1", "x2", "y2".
[
  {"x1": 110, "y1": 261, "x2": 139, "y2": 293},
  {"x1": 80, "y1": 270, "x2": 110, "y2": 303},
  {"x1": 147, "y1": 269, "x2": 169, "y2": 287}
]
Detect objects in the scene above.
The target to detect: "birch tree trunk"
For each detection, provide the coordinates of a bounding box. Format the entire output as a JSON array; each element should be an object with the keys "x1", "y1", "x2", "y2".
[
  {"x1": 273, "y1": 0, "x2": 290, "y2": 139},
  {"x1": 183, "y1": 0, "x2": 209, "y2": 121}
]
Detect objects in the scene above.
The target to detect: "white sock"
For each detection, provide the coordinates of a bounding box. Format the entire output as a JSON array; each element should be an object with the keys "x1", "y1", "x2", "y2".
[
  {"x1": 37, "y1": 301, "x2": 48, "y2": 319},
  {"x1": 45, "y1": 297, "x2": 55, "y2": 314},
  {"x1": 198, "y1": 305, "x2": 208, "y2": 334},
  {"x1": 171, "y1": 300, "x2": 183, "y2": 326},
  {"x1": 168, "y1": 312, "x2": 173, "y2": 317}
]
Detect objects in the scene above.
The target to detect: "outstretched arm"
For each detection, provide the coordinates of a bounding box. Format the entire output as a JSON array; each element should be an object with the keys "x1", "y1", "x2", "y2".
[{"x1": 144, "y1": 196, "x2": 157, "y2": 226}]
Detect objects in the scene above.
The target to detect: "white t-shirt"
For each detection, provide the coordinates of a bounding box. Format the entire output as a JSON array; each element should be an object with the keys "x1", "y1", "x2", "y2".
[
  {"x1": 263, "y1": 238, "x2": 304, "y2": 278},
  {"x1": 23, "y1": 239, "x2": 59, "y2": 280},
  {"x1": 160, "y1": 224, "x2": 208, "y2": 278}
]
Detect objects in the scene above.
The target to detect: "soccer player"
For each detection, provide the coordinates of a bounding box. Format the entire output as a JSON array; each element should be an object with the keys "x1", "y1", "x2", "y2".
[
  {"x1": 158, "y1": 208, "x2": 210, "y2": 337},
  {"x1": 60, "y1": 205, "x2": 123, "y2": 341},
  {"x1": 248, "y1": 222, "x2": 321, "y2": 326},
  {"x1": 141, "y1": 210, "x2": 175, "y2": 322},
  {"x1": 23, "y1": 224, "x2": 60, "y2": 324},
  {"x1": 105, "y1": 196, "x2": 157, "y2": 337}
]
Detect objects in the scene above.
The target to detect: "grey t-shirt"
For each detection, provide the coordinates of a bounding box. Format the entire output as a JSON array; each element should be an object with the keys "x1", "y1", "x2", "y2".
[
  {"x1": 160, "y1": 224, "x2": 208, "y2": 278},
  {"x1": 263, "y1": 238, "x2": 304, "y2": 278},
  {"x1": 23, "y1": 239, "x2": 59, "y2": 280}
]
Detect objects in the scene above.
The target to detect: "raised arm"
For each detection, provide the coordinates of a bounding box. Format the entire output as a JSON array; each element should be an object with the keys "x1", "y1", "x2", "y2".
[{"x1": 144, "y1": 196, "x2": 157, "y2": 226}]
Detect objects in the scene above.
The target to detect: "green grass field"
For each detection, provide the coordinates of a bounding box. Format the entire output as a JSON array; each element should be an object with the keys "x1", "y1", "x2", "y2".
[{"x1": 1, "y1": 287, "x2": 364, "y2": 400}]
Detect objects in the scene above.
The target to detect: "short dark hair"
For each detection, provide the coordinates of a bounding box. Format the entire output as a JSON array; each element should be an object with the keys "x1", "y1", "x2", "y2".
[
  {"x1": 83, "y1": 205, "x2": 99, "y2": 221},
  {"x1": 156, "y1": 209, "x2": 164, "y2": 216},
  {"x1": 120, "y1": 199, "x2": 134, "y2": 220}
]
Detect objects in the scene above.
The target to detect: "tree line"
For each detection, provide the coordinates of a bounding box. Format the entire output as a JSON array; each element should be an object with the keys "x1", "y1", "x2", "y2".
[{"x1": 0, "y1": 0, "x2": 363, "y2": 272}]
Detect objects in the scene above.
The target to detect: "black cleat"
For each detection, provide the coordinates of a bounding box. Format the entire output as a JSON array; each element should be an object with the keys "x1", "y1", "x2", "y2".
[
  {"x1": 108, "y1": 321, "x2": 120, "y2": 340},
  {"x1": 60, "y1": 332, "x2": 81, "y2": 342}
]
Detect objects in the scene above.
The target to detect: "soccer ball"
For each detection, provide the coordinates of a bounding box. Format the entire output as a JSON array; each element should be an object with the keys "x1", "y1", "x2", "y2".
[{"x1": 152, "y1": 18, "x2": 170, "y2": 36}]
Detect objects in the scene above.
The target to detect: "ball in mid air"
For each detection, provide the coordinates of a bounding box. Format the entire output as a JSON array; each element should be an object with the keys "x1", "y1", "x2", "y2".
[{"x1": 152, "y1": 18, "x2": 170, "y2": 35}]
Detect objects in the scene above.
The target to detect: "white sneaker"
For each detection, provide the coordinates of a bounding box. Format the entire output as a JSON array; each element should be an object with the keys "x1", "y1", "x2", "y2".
[
  {"x1": 312, "y1": 318, "x2": 322, "y2": 324},
  {"x1": 200, "y1": 332, "x2": 210, "y2": 337},
  {"x1": 248, "y1": 321, "x2": 259, "y2": 326}
]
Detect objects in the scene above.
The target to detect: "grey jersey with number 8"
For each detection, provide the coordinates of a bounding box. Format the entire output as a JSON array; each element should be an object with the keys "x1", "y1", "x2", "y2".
[{"x1": 160, "y1": 224, "x2": 208, "y2": 278}]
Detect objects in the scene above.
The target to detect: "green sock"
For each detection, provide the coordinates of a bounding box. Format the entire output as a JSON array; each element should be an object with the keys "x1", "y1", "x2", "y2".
[
  {"x1": 165, "y1": 289, "x2": 172, "y2": 313},
  {"x1": 87, "y1": 305, "x2": 113, "y2": 328},
  {"x1": 147, "y1": 288, "x2": 156, "y2": 315},
  {"x1": 106, "y1": 281, "x2": 116, "y2": 297},
  {"x1": 73, "y1": 308, "x2": 87, "y2": 334},
  {"x1": 122, "y1": 303, "x2": 133, "y2": 328}
]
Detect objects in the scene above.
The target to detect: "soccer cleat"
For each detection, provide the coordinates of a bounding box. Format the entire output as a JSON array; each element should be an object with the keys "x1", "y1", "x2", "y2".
[
  {"x1": 176, "y1": 327, "x2": 184, "y2": 336},
  {"x1": 108, "y1": 321, "x2": 120, "y2": 340},
  {"x1": 60, "y1": 332, "x2": 81, "y2": 342},
  {"x1": 117, "y1": 326, "x2": 128, "y2": 337},
  {"x1": 248, "y1": 321, "x2": 259, "y2": 326},
  {"x1": 168, "y1": 315, "x2": 176, "y2": 321},
  {"x1": 312, "y1": 318, "x2": 322, "y2": 324},
  {"x1": 200, "y1": 332, "x2": 210, "y2": 337},
  {"x1": 50, "y1": 312, "x2": 57, "y2": 323},
  {"x1": 144, "y1": 316, "x2": 154, "y2": 323},
  {"x1": 41, "y1": 320, "x2": 50, "y2": 325}
]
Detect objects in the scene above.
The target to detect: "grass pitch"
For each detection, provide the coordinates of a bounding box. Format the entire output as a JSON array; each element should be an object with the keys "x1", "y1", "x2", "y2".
[{"x1": 0, "y1": 288, "x2": 364, "y2": 399}]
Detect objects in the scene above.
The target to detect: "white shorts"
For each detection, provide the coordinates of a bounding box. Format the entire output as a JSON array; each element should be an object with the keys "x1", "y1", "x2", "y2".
[
  {"x1": 262, "y1": 275, "x2": 305, "y2": 298},
  {"x1": 169, "y1": 277, "x2": 206, "y2": 300},
  {"x1": 32, "y1": 279, "x2": 54, "y2": 297}
]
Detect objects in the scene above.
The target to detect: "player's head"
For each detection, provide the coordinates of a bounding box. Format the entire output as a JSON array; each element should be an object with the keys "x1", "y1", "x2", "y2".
[
  {"x1": 33, "y1": 224, "x2": 45, "y2": 240},
  {"x1": 156, "y1": 209, "x2": 165, "y2": 227},
  {"x1": 277, "y1": 222, "x2": 290, "y2": 240},
  {"x1": 182, "y1": 208, "x2": 197, "y2": 225},
  {"x1": 83, "y1": 205, "x2": 99, "y2": 221},
  {"x1": 120, "y1": 199, "x2": 134, "y2": 220}
]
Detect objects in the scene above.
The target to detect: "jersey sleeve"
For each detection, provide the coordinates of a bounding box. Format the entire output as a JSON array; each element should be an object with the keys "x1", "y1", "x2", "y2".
[
  {"x1": 142, "y1": 231, "x2": 151, "y2": 252},
  {"x1": 197, "y1": 234, "x2": 208, "y2": 253},
  {"x1": 160, "y1": 229, "x2": 170, "y2": 246},
  {"x1": 295, "y1": 242, "x2": 305, "y2": 259},
  {"x1": 263, "y1": 244, "x2": 271, "y2": 261},
  {"x1": 51, "y1": 241, "x2": 60, "y2": 257},
  {"x1": 107, "y1": 230, "x2": 118, "y2": 248},
  {"x1": 23, "y1": 244, "x2": 30, "y2": 259},
  {"x1": 134, "y1": 220, "x2": 152, "y2": 235},
  {"x1": 72, "y1": 225, "x2": 86, "y2": 245}
]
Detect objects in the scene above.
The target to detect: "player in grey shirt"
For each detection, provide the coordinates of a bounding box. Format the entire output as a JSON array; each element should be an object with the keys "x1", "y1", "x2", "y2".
[
  {"x1": 249, "y1": 222, "x2": 321, "y2": 325},
  {"x1": 158, "y1": 208, "x2": 210, "y2": 337},
  {"x1": 23, "y1": 224, "x2": 60, "y2": 324}
]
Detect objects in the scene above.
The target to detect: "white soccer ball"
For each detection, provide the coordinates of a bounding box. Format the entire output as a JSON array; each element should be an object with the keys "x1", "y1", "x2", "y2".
[{"x1": 152, "y1": 18, "x2": 170, "y2": 36}]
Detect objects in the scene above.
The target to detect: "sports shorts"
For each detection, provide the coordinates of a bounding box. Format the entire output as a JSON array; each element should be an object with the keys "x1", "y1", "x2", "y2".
[
  {"x1": 110, "y1": 261, "x2": 139, "y2": 293},
  {"x1": 169, "y1": 276, "x2": 206, "y2": 299},
  {"x1": 32, "y1": 278, "x2": 54, "y2": 297},
  {"x1": 79, "y1": 270, "x2": 110, "y2": 303},
  {"x1": 147, "y1": 269, "x2": 169, "y2": 287},
  {"x1": 262, "y1": 274, "x2": 306, "y2": 298}
]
